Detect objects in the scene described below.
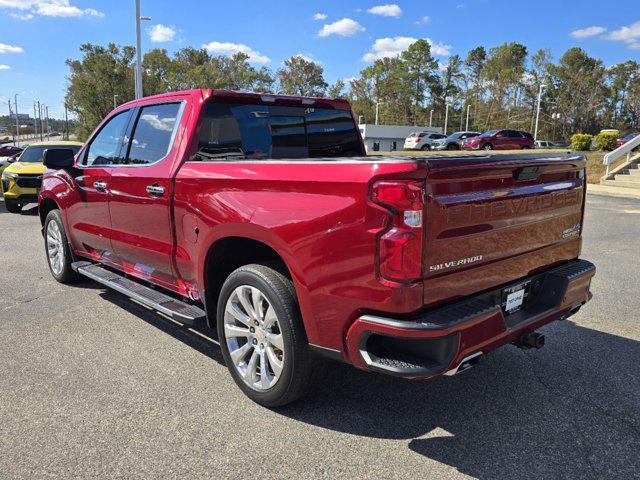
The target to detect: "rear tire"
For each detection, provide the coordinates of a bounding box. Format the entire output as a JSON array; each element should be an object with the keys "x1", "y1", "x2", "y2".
[
  {"x1": 522, "y1": 146, "x2": 531, "y2": 150},
  {"x1": 482, "y1": 143, "x2": 493, "y2": 150},
  {"x1": 420, "y1": 144, "x2": 431, "y2": 151},
  {"x1": 44, "y1": 210, "x2": 79, "y2": 284},
  {"x1": 217, "y1": 263, "x2": 314, "y2": 407},
  {"x1": 446, "y1": 143, "x2": 458, "y2": 151},
  {"x1": 4, "y1": 199, "x2": 21, "y2": 213}
]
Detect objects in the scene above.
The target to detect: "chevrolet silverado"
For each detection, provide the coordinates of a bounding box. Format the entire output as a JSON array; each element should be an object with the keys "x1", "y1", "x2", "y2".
[{"x1": 38, "y1": 90, "x2": 595, "y2": 406}]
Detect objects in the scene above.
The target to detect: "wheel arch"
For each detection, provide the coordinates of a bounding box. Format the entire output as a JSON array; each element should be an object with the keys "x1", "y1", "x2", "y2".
[
  {"x1": 202, "y1": 236, "x2": 303, "y2": 331},
  {"x1": 39, "y1": 196, "x2": 59, "y2": 227}
]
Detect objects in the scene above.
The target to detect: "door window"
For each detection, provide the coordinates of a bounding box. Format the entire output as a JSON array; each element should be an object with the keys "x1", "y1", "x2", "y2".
[
  {"x1": 84, "y1": 111, "x2": 131, "y2": 166},
  {"x1": 125, "y1": 103, "x2": 182, "y2": 165}
]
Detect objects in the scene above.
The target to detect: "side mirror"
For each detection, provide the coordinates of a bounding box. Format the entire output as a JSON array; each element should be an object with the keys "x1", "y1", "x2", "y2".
[
  {"x1": 43, "y1": 148, "x2": 76, "y2": 169},
  {"x1": 7, "y1": 155, "x2": 18, "y2": 163}
]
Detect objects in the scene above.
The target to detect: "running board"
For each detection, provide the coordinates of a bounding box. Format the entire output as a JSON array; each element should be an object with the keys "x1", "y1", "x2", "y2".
[{"x1": 71, "y1": 261, "x2": 206, "y2": 325}]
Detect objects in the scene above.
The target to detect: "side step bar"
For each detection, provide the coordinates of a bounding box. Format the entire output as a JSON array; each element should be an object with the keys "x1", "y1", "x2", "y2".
[{"x1": 72, "y1": 261, "x2": 206, "y2": 325}]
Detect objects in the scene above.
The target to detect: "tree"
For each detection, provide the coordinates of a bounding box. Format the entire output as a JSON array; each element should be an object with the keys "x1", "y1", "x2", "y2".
[
  {"x1": 400, "y1": 39, "x2": 439, "y2": 121},
  {"x1": 547, "y1": 48, "x2": 607, "y2": 136},
  {"x1": 277, "y1": 56, "x2": 328, "y2": 96},
  {"x1": 65, "y1": 43, "x2": 136, "y2": 139}
]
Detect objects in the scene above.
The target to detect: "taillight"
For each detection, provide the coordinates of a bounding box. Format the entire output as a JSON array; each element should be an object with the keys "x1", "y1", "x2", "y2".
[{"x1": 372, "y1": 180, "x2": 424, "y2": 282}]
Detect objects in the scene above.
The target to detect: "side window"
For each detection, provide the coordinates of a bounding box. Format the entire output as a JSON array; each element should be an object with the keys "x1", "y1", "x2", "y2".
[
  {"x1": 84, "y1": 111, "x2": 130, "y2": 166},
  {"x1": 125, "y1": 103, "x2": 181, "y2": 165}
]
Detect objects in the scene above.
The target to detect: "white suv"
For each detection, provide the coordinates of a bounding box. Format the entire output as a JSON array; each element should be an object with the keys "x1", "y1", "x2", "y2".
[{"x1": 404, "y1": 132, "x2": 447, "y2": 151}]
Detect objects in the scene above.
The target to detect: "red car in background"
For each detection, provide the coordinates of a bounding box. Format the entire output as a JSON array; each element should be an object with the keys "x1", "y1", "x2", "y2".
[
  {"x1": 462, "y1": 130, "x2": 535, "y2": 150},
  {"x1": 617, "y1": 133, "x2": 639, "y2": 148}
]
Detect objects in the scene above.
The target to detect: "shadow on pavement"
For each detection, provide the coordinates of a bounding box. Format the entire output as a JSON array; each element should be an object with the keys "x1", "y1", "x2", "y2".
[{"x1": 73, "y1": 281, "x2": 640, "y2": 478}]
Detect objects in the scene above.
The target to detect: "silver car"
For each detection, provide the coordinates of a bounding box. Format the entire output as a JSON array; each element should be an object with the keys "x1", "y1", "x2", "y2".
[{"x1": 404, "y1": 132, "x2": 447, "y2": 151}]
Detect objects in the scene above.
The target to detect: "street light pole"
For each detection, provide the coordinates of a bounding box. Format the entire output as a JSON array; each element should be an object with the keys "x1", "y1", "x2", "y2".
[
  {"x1": 375, "y1": 100, "x2": 381, "y2": 125},
  {"x1": 465, "y1": 104, "x2": 471, "y2": 131},
  {"x1": 135, "y1": 0, "x2": 143, "y2": 99},
  {"x1": 534, "y1": 84, "x2": 546, "y2": 141},
  {"x1": 444, "y1": 102, "x2": 450, "y2": 136},
  {"x1": 134, "y1": 1, "x2": 152, "y2": 99}
]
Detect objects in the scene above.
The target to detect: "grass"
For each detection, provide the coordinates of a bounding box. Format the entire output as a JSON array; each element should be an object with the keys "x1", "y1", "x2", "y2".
[{"x1": 368, "y1": 149, "x2": 622, "y2": 184}]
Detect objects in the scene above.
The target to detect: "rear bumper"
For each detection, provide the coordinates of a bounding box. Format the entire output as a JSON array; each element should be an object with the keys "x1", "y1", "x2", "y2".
[{"x1": 346, "y1": 259, "x2": 595, "y2": 378}]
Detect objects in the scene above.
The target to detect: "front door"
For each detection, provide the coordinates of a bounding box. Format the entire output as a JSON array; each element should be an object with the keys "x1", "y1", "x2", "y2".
[
  {"x1": 65, "y1": 109, "x2": 131, "y2": 262},
  {"x1": 107, "y1": 101, "x2": 186, "y2": 292}
]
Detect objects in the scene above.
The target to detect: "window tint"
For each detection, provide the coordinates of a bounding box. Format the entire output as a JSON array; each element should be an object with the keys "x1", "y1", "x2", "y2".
[
  {"x1": 198, "y1": 102, "x2": 361, "y2": 160},
  {"x1": 85, "y1": 111, "x2": 130, "y2": 166},
  {"x1": 126, "y1": 103, "x2": 181, "y2": 165}
]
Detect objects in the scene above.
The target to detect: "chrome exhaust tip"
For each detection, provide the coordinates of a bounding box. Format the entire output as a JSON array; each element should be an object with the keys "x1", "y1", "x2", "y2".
[{"x1": 444, "y1": 351, "x2": 483, "y2": 376}]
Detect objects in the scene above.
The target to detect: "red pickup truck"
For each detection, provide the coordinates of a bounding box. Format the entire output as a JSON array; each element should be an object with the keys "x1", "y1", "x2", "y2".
[{"x1": 38, "y1": 90, "x2": 595, "y2": 406}]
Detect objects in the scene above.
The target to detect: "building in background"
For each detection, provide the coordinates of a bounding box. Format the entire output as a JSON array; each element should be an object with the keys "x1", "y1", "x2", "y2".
[{"x1": 358, "y1": 124, "x2": 443, "y2": 153}]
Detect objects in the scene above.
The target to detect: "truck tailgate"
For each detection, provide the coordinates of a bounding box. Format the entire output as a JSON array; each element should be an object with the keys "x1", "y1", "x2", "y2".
[{"x1": 422, "y1": 154, "x2": 586, "y2": 306}]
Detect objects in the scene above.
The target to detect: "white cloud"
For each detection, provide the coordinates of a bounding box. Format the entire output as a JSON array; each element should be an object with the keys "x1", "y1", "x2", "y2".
[
  {"x1": 9, "y1": 12, "x2": 33, "y2": 19},
  {"x1": 630, "y1": 42, "x2": 640, "y2": 50},
  {"x1": 570, "y1": 26, "x2": 606, "y2": 39},
  {"x1": 421, "y1": 15, "x2": 430, "y2": 24},
  {"x1": 149, "y1": 24, "x2": 176, "y2": 43},
  {"x1": 605, "y1": 20, "x2": 640, "y2": 42},
  {"x1": 202, "y1": 41, "x2": 270, "y2": 63},
  {"x1": 313, "y1": 13, "x2": 327, "y2": 21},
  {"x1": 0, "y1": 1, "x2": 104, "y2": 18},
  {"x1": 362, "y1": 36, "x2": 451, "y2": 61},
  {"x1": 367, "y1": 4, "x2": 402, "y2": 18},
  {"x1": 0, "y1": 43, "x2": 23, "y2": 54},
  {"x1": 0, "y1": 64, "x2": 11, "y2": 70},
  {"x1": 318, "y1": 18, "x2": 365, "y2": 37}
]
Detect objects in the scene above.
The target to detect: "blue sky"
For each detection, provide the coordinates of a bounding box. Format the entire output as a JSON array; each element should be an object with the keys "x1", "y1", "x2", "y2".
[{"x1": 0, "y1": 0, "x2": 638, "y2": 119}]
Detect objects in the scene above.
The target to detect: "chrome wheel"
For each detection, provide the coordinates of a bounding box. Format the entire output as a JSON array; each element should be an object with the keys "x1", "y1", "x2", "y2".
[
  {"x1": 46, "y1": 220, "x2": 64, "y2": 276},
  {"x1": 224, "y1": 285, "x2": 285, "y2": 391}
]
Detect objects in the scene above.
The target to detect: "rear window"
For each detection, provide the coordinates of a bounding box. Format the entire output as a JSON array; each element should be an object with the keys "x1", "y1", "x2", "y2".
[
  {"x1": 19, "y1": 145, "x2": 81, "y2": 163},
  {"x1": 480, "y1": 130, "x2": 498, "y2": 137},
  {"x1": 198, "y1": 102, "x2": 361, "y2": 160}
]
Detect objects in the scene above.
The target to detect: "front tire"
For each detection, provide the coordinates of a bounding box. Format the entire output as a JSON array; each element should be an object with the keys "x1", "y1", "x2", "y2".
[
  {"x1": 217, "y1": 264, "x2": 314, "y2": 407},
  {"x1": 446, "y1": 143, "x2": 458, "y2": 151},
  {"x1": 420, "y1": 144, "x2": 431, "y2": 151},
  {"x1": 44, "y1": 210, "x2": 79, "y2": 283},
  {"x1": 482, "y1": 143, "x2": 493, "y2": 150},
  {"x1": 4, "y1": 198, "x2": 21, "y2": 213}
]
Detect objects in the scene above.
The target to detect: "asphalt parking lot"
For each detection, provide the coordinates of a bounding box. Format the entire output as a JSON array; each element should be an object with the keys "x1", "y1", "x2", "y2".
[{"x1": 0, "y1": 193, "x2": 639, "y2": 479}]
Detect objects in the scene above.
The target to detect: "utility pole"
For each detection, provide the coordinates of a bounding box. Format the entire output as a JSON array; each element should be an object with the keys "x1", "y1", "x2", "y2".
[
  {"x1": 444, "y1": 102, "x2": 450, "y2": 136},
  {"x1": 38, "y1": 101, "x2": 43, "y2": 141},
  {"x1": 14, "y1": 94, "x2": 20, "y2": 145},
  {"x1": 429, "y1": 109, "x2": 433, "y2": 128},
  {"x1": 33, "y1": 101, "x2": 38, "y2": 139},
  {"x1": 465, "y1": 104, "x2": 471, "y2": 131},
  {"x1": 45, "y1": 106, "x2": 50, "y2": 136},
  {"x1": 64, "y1": 104, "x2": 69, "y2": 140},
  {"x1": 7, "y1": 100, "x2": 15, "y2": 145},
  {"x1": 375, "y1": 100, "x2": 381, "y2": 125},
  {"x1": 534, "y1": 84, "x2": 546, "y2": 141}
]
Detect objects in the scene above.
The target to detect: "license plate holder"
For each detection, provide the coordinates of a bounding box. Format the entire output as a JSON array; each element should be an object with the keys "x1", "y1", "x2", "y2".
[{"x1": 501, "y1": 281, "x2": 531, "y2": 315}]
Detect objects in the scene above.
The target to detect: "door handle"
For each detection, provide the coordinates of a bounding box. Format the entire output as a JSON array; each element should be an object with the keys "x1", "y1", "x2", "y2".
[
  {"x1": 93, "y1": 181, "x2": 107, "y2": 191},
  {"x1": 146, "y1": 184, "x2": 165, "y2": 197}
]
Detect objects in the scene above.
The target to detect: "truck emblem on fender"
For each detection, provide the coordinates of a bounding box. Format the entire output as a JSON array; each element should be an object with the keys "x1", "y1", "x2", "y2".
[{"x1": 429, "y1": 255, "x2": 484, "y2": 272}]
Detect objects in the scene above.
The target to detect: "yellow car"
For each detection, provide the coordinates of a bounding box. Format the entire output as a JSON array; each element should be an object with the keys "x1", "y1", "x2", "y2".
[{"x1": 1, "y1": 141, "x2": 83, "y2": 214}]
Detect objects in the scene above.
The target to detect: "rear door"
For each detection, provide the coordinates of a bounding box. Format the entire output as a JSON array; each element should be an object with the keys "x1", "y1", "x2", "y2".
[
  {"x1": 66, "y1": 109, "x2": 131, "y2": 260},
  {"x1": 107, "y1": 99, "x2": 188, "y2": 291}
]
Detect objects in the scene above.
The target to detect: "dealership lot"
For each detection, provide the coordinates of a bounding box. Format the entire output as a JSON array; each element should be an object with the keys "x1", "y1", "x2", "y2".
[{"x1": 0, "y1": 194, "x2": 638, "y2": 479}]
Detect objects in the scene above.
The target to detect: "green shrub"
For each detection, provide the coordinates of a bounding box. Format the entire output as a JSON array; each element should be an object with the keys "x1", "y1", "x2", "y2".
[
  {"x1": 571, "y1": 134, "x2": 593, "y2": 151},
  {"x1": 594, "y1": 132, "x2": 618, "y2": 151}
]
